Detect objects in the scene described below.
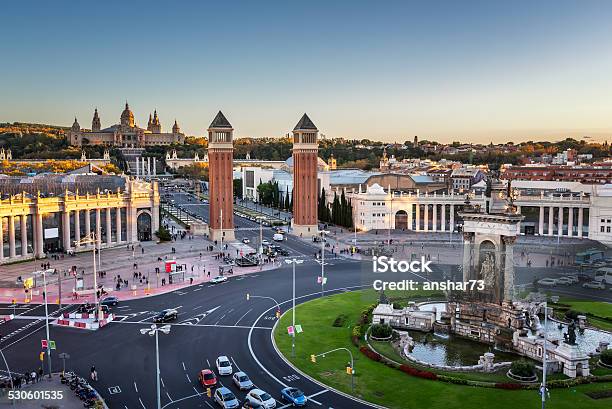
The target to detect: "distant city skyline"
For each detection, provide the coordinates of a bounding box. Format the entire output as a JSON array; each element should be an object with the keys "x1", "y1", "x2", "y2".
[{"x1": 2, "y1": 1, "x2": 612, "y2": 143}]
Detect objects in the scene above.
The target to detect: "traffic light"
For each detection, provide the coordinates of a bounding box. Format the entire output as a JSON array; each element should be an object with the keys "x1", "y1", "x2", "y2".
[
  {"x1": 39, "y1": 352, "x2": 44, "y2": 361},
  {"x1": 310, "y1": 354, "x2": 316, "y2": 363},
  {"x1": 346, "y1": 366, "x2": 353, "y2": 375},
  {"x1": 206, "y1": 387, "x2": 212, "y2": 397},
  {"x1": 275, "y1": 309, "x2": 281, "y2": 319}
]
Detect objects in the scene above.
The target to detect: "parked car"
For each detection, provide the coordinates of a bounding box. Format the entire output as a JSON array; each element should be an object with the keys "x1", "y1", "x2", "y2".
[
  {"x1": 216, "y1": 356, "x2": 233, "y2": 376},
  {"x1": 210, "y1": 276, "x2": 228, "y2": 284},
  {"x1": 281, "y1": 387, "x2": 307, "y2": 406},
  {"x1": 261, "y1": 239, "x2": 270, "y2": 246},
  {"x1": 100, "y1": 296, "x2": 119, "y2": 306},
  {"x1": 594, "y1": 267, "x2": 612, "y2": 285},
  {"x1": 242, "y1": 238, "x2": 250, "y2": 244},
  {"x1": 198, "y1": 369, "x2": 217, "y2": 387},
  {"x1": 153, "y1": 309, "x2": 178, "y2": 323},
  {"x1": 241, "y1": 400, "x2": 263, "y2": 409},
  {"x1": 537, "y1": 278, "x2": 558, "y2": 286},
  {"x1": 232, "y1": 371, "x2": 254, "y2": 390},
  {"x1": 246, "y1": 389, "x2": 276, "y2": 409},
  {"x1": 214, "y1": 387, "x2": 239, "y2": 409},
  {"x1": 556, "y1": 277, "x2": 573, "y2": 285},
  {"x1": 583, "y1": 281, "x2": 606, "y2": 289}
]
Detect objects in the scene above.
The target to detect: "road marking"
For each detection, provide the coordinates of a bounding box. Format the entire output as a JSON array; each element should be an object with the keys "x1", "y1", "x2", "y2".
[
  {"x1": 185, "y1": 373, "x2": 191, "y2": 383},
  {"x1": 161, "y1": 377, "x2": 165, "y2": 388},
  {"x1": 234, "y1": 308, "x2": 253, "y2": 326},
  {"x1": 192, "y1": 305, "x2": 204, "y2": 310},
  {"x1": 205, "y1": 402, "x2": 214, "y2": 408},
  {"x1": 108, "y1": 386, "x2": 121, "y2": 394},
  {"x1": 206, "y1": 359, "x2": 211, "y2": 367},
  {"x1": 134, "y1": 381, "x2": 138, "y2": 393},
  {"x1": 192, "y1": 386, "x2": 200, "y2": 395},
  {"x1": 214, "y1": 315, "x2": 225, "y2": 325},
  {"x1": 166, "y1": 391, "x2": 173, "y2": 401},
  {"x1": 139, "y1": 397, "x2": 146, "y2": 409},
  {"x1": 182, "y1": 362, "x2": 186, "y2": 371}
]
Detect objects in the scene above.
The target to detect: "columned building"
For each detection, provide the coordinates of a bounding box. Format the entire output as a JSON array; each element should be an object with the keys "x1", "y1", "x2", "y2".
[
  {"x1": 207, "y1": 111, "x2": 235, "y2": 242},
  {"x1": 291, "y1": 114, "x2": 319, "y2": 237},
  {"x1": 0, "y1": 175, "x2": 159, "y2": 264}
]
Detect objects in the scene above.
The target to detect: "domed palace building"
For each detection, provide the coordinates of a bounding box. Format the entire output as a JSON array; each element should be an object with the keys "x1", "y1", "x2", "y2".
[{"x1": 67, "y1": 102, "x2": 185, "y2": 147}]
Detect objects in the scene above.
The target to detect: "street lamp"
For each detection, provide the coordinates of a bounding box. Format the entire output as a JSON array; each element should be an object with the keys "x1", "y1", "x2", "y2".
[
  {"x1": 140, "y1": 324, "x2": 171, "y2": 409},
  {"x1": 311, "y1": 347, "x2": 355, "y2": 392},
  {"x1": 245, "y1": 293, "x2": 281, "y2": 319},
  {"x1": 256, "y1": 216, "x2": 264, "y2": 261},
  {"x1": 74, "y1": 232, "x2": 103, "y2": 322},
  {"x1": 541, "y1": 301, "x2": 549, "y2": 409},
  {"x1": 33, "y1": 269, "x2": 53, "y2": 378},
  {"x1": 319, "y1": 230, "x2": 330, "y2": 297},
  {"x1": 285, "y1": 258, "x2": 304, "y2": 357}
]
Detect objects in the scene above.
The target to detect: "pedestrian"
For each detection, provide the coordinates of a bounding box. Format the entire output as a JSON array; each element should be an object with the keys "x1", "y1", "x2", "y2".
[
  {"x1": 38, "y1": 367, "x2": 43, "y2": 379},
  {"x1": 190, "y1": 277, "x2": 194, "y2": 285},
  {"x1": 90, "y1": 365, "x2": 98, "y2": 381},
  {"x1": 31, "y1": 370, "x2": 37, "y2": 383}
]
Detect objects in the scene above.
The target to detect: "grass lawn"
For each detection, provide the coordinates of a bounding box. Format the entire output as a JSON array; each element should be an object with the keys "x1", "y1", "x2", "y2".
[
  {"x1": 554, "y1": 298, "x2": 612, "y2": 331},
  {"x1": 274, "y1": 290, "x2": 612, "y2": 409}
]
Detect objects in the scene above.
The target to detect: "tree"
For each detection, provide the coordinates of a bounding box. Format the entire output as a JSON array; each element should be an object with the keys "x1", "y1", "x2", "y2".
[
  {"x1": 233, "y1": 179, "x2": 243, "y2": 199},
  {"x1": 284, "y1": 186, "x2": 290, "y2": 210}
]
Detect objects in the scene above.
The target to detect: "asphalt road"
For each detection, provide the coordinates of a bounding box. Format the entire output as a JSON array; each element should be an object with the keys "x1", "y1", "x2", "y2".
[{"x1": 2, "y1": 190, "x2": 610, "y2": 409}]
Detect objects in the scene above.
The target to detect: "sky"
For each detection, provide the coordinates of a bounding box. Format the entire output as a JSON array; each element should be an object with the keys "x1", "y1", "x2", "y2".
[{"x1": 2, "y1": 0, "x2": 612, "y2": 144}]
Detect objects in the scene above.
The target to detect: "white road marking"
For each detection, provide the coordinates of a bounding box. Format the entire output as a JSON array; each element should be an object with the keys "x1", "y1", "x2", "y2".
[
  {"x1": 234, "y1": 308, "x2": 253, "y2": 326},
  {"x1": 161, "y1": 377, "x2": 165, "y2": 388},
  {"x1": 206, "y1": 358, "x2": 211, "y2": 367},
  {"x1": 139, "y1": 397, "x2": 146, "y2": 409},
  {"x1": 166, "y1": 391, "x2": 173, "y2": 401},
  {"x1": 134, "y1": 381, "x2": 138, "y2": 393},
  {"x1": 182, "y1": 361, "x2": 186, "y2": 371},
  {"x1": 214, "y1": 315, "x2": 226, "y2": 325},
  {"x1": 186, "y1": 373, "x2": 191, "y2": 383}
]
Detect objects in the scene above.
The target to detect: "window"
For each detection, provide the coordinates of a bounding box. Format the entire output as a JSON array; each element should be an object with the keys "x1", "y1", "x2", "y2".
[{"x1": 601, "y1": 226, "x2": 605, "y2": 233}]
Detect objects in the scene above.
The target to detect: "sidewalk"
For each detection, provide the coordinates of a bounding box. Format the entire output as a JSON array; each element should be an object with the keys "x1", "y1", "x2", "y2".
[{"x1": 0, "y1": 218, "x2": 279, "y2": 305}]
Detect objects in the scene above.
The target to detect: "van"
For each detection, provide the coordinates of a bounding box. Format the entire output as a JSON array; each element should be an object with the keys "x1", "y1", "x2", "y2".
[
  {"x1": 594, "y1": 267, "x2": 612, "y2": 285},
  {"x1": 273, "y1": 233, "x2": 284, "y2": 241}
]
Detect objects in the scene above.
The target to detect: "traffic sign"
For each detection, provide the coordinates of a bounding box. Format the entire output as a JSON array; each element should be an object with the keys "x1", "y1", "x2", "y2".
[
  {"x1": 317, "y1": 276, "x2": 328, "y2": 284},
  {"x1": 49, "y1": 340, "x2": 56, "y2": 350},
  {"x1": 24, "y1": 277, "x2": 34, "y2": 289},
  {"x1": 287, "y1": 326, "x2": 294, "y2": 335},
  {"x1": 295, "y1": 324, "x2": 303, "y2": 333},
  {"x1": 41, "y1": 339, "x2": 48, "y2": 349}
]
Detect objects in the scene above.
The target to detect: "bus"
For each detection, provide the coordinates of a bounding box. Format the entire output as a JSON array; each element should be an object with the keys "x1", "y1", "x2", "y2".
[{"x1": 575, "y1": 248, "x2": 604, "y2": 265}]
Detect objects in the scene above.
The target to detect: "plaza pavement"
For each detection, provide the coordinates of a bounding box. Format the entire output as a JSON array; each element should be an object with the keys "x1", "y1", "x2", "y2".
[{"x1": 0, "y1": 219, "x2": 278, "y2": 305}]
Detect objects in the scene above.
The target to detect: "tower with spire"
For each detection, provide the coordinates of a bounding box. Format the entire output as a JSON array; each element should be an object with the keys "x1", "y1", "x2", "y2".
[
  {"x1": 92, "y1": 108, "x2": 101, "y2": 132},
  {"x1": 207, "y1": 111, "x2": 235, "y2": 242},
  {"x1": 172, "y1": 119, "x2": 180, "y2": 134},
  {"x1": 71, "y1": 117, "x2": 81, "y2": 132},
  {"x1": 149, "y1": 109, "x2": 161, "y2": 133},
  {"x1": 291, "y1": 113, "x2": 319, "y2": 236}
]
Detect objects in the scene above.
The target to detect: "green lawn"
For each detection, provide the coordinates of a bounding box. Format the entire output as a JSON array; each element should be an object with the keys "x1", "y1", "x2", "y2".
[
  {"x1": 274, "y1": 290, "x2": 612, "y2": 409},
  {"x1": 553, "y1": 298, "x2": 612, "y2": 331}
]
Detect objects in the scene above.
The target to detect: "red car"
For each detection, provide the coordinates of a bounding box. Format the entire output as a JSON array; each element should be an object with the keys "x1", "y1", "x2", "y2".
[{"x1": 198, "y1": 369, "x2": 217, "y2": 387}]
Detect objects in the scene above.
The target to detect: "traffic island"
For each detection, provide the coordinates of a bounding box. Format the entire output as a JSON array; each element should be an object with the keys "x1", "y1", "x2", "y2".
[{"x1": 273, "y1": 289, "x2": 612, "y2": 409}]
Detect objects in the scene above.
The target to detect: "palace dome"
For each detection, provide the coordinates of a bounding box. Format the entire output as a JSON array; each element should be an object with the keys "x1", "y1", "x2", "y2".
[{"x1": 120, "y1": 102, "x2": 135, "y2": 127}]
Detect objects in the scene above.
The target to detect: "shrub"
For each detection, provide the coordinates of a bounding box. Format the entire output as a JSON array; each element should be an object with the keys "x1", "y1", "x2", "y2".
[
  {"x1": 510, "y1": 359, "x2": 535, "y2": 378},
  {"x1": 601, "y1": 349, "x2": 612, "y2": 365},
  {"x1": 352, "y1": 325, "x2": 363, "y2": 338},
  {"x1": 370, "y1": 323, "x2": 393, "y2": 338},
  {"x1": 333, "y1": 314, "x2": 348, "y2": 327},
  {"x1": 565, "y1": 309, "x2": 580, "y2": 320},
  {"x1": 392, "y1": 302, "x2": 404, "y2": 309},
  {"x1": 359, "y1": 346, "x2": 381, "y2": 362},
  {"x1": 398, "y1": 364, "x2": 438, "y2": 380},
  {"x1": 495, "y1": 383, "x2": 523, "y2": 390},
  {"x1": 155, "y1": 226, "x2": 172, "y2": 242}
]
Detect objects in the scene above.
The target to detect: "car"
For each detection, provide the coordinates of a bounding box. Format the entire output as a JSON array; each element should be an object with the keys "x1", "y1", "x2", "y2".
[
  {"x1": 556, "y1": 277, "x2": 573, "y2": 285},
  {"x1": 583, "y1": 280, "x2": 606, "y2": 289},
  {"x1": 210, "y1": 276, "x2": 228, "y2": 284},
  {"x1": 198, "y1": 369, "x2": 217, "y2": 387},
  {"x1": 100, "y1": 296, "x2": 119, "y2": 306},
  {"x1": 537, "y1": 278, "x2": 558, "y2": 286},
  {"x1": 216, "y1": 356, "x2": 233, "y2": 376},
  {"x1": 261, "y1": 239, "x2": 270, "y2": 246},
  {"x1": 214, "y1": 387, "x2": 239, "y2": 409},
  {"x1": 594, "y1": 267, "x2": 612, "y2": 285},
  {"x1": 242, "y1": 238, "x2": 250, "y2": 244},
  {"x1": 273, "y1": 233, "x2": 284, "y2": 242},
  {"x1": 232, "y1": 371, "x2": 254, "y2": 390},
  {"x1": 564, "y1": 275, "x2": 580, "y2": 284},
  {"x1": 246, "y1": 389, "x2": 276, "y2": 409},
  {"x1": 153, "y1": 309, "x2": 178, "y2": 323},
  {"x1": 280, "y1": 387, "x2": 307, "y2": 406}
]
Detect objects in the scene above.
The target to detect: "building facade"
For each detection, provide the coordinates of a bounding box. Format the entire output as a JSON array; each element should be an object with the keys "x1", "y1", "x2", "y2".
[
  {"x1": 0, "y1": 175, "x2": 159, "y2": 264},
  {"x1": 67, "y1": 103, "x2": 185, "y2": 148}
]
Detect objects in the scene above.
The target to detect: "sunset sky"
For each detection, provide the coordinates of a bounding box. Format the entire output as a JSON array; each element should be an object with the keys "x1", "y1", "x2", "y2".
[{"x1": 2, "y1": 0, "x2": 612, "y2": 143}]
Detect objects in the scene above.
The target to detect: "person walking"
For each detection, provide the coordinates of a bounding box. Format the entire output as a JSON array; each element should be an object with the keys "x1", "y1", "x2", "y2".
[{"x1": 90, "y1": 365, "x2": 98, "y2": 381}]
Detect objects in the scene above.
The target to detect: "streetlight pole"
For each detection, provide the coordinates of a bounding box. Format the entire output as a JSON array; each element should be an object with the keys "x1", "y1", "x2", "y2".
[
  {"x1": 312, "y1": 347, "x2": 354, "y2": 392},
  {"x1": 285, "y1": 258, "x2": 303, "y2": 358},
  {"x1": 320, "y1": 230, "x2": 330, "y2": 297},
  {"x1": 41, "y1": 271, "x2": 52, "y2": 378},
  {"x1": 140, "y1": 324, "x2": 170, "y2": 409},
  {"x1": 74, "y1": 232, "x2": 102, "y2": 321},
  {"x1": 541, "y1": 301, "x2": 548, "y2": 409}
]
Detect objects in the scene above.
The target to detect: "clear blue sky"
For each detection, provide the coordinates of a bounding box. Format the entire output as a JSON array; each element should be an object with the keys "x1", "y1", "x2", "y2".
[{"x1": 2, "y1": 0, "x2": 612, "y2": 143}]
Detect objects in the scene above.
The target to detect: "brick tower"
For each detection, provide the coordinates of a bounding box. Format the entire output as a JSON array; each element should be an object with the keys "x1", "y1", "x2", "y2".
[
  {"x1": 291, "y1": 113, "x2": 319, "y2": 237},
  {"x1": 207, "y1": 111, "x2": 235, "y2": 242}
]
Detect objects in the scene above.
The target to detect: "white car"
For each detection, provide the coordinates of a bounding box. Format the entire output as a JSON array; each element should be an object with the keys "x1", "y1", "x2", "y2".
[
  {"x1": 242, "y1": 238, "x2": 250, "y2": 244},
  {"x1": 232, "y1": 371, "x2": 254, "y2": 390},
  {"x1": 583, "y1": 281, "x2": 605, "y2": 289},
  {"x1": 261, "y1": 239, "x2": 270, "y2": 246},
  {"x1": 247, "y1": 389, "x2": 276, "y2": 409},
  {"x1": 564, "y1": 275, "x2": 579, "y2": 284},
  {"x1": 215, "y1": 356, "x2": 233, "y2": 376},
  {"x1": 556, "y1": 277, "x2": 573, "y2": 285},
  {"x1": 210, "y1": 276, "x2": 228, "y2": 284},
  {"x1": 537, "y1": 278, "x2": 558, "y2": 286},
  {"x1": 214, "y1": 387, "x2": 239, "y2": 409},
  {"x1": 273, "y1": 233, "x2": 284, "y2": 242}
]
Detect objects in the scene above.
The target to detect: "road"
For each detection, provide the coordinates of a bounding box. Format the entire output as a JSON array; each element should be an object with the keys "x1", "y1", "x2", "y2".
[{"x1": 2, "y1": 189, "x2": 610, "y2": 409}]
